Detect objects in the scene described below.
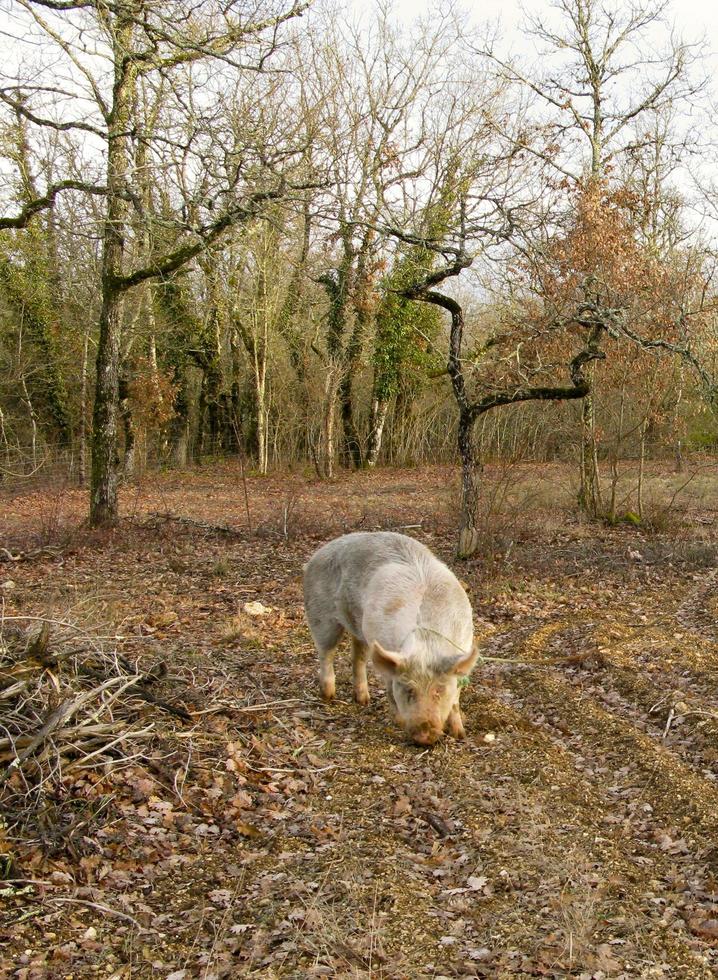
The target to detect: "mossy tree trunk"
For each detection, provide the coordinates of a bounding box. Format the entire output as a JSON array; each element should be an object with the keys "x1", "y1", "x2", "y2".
[{"x1": 89, "y1": 8, "x2": 135, "y2": 526}]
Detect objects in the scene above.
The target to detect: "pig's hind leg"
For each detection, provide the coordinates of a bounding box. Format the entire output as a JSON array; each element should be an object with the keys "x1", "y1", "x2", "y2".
[
  {"x1": 351, "y1": 637, "x2": 370, "y2": 706},
  {"x1": 308, "y1": 618, "x2": 344, "y2": 701}
]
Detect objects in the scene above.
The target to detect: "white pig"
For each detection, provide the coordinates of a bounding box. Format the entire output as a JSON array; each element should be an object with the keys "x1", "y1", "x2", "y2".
[{"x1": 303, "y1": 531, "x2": 478, "y2": 745}]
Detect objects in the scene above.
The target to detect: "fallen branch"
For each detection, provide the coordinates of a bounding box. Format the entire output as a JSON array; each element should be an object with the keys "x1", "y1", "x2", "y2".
[
  {"x1": 0, "y1": 546, "x2": 64, "y2": 563},
  {"x1": 49, "y1": 896, "x2": 147, "y2": 931},
  {"x1": 142, "y1": 512, "x2": 244, "y2": 538}
]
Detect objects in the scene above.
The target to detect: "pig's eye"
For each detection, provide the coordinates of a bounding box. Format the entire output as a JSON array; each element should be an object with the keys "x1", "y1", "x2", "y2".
[{"x1": 402, "y1": 685, "x2": 416, "y2": 703}]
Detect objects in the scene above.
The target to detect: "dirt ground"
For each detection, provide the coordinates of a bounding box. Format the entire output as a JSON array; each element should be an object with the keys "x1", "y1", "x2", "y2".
[{"x1": 2, "y1": 460, "x2": 718, "y2": 979}]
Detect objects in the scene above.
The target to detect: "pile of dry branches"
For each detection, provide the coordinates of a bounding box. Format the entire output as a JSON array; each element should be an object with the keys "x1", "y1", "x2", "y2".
[{"x1": 0, "y1": 616, "x2": 191, "y2": 853}]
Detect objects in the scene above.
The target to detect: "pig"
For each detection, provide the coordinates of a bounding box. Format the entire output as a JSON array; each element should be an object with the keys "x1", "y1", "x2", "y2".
[{"x1": 303, "y1": 531, "x2": 479, "y2": 746}]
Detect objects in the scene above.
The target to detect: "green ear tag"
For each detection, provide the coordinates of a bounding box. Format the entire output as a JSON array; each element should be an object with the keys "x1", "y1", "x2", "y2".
[{"x1": 457, "y1": 676, "x2": 470, "y2": 688}]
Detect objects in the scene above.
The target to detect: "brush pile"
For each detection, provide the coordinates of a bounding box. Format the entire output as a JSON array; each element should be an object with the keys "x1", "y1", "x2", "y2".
[{"x1": 0, "y1": 617, "x2": 191, "y2": 855}]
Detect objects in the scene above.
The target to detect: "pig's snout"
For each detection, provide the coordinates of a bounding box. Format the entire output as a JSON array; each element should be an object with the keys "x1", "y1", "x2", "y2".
[{"x1": 409, "y1": 722, "x2": 443, "y2": 747}]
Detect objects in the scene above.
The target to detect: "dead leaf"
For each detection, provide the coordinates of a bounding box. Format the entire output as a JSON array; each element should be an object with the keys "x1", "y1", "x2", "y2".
[{"x1": 689, "y1": 918, "x2": 718, "y2": 942}]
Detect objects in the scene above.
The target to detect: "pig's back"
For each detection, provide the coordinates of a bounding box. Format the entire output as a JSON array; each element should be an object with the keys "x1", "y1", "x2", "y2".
[{"x1": 304, "y1": 532, "x2": 472, "y2": 649}]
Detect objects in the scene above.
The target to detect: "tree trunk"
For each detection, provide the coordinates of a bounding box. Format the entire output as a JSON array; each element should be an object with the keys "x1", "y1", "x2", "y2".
[
  {"x1": 457, "y1": 409, "x2": 482, "y2": 558},
  {"x1": 338, "y1": 367, "x2": 363, "y2": 468},
  {"x1": 91, "y1": 288, "x2": 124, "y2": 521},
  {"x1": 578, "y1": 383, "x2": 602, "y2": 517},
  {"x1": 319, "y1": 369, "x2": 338, "y2": 479},
  {"x1": 256, "y1": 375, "x2": 268, "y2": 475},
  {"x1": 76, "y1": 328, "x2": 89, "y2": 485},
  {"x1": 90, "y1": 11, "x2": 135, "y2": 526},
  {"x1": 169, "y1": 372, "x2": 192, "y2": 467},
  {"x1": 119, "y1": 371, "x2": 136, "y2": 479},
  {"x1": 673, "y1": 361, "x2": 684, "y2": 473},
  {"x1": 0, "y1": 257, "x2": 73, "y2": 448},
  {"x1": 366, "y1": 397, "x2": 389, "y2": 467},
  {"x1": 20, "y1": 371, "x2": 39, "y2": 469},
  {"x1": 637, "y1": 416, "x2": 647, "y2": 521}
]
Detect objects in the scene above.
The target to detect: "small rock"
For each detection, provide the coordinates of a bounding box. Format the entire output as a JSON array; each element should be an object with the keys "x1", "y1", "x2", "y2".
[
  {"x1": 243, "y1": 601, "x2": 272, "y2": 617},
  {"x1": 467, "y1": 875, "x2": 488, "y2": 892}
]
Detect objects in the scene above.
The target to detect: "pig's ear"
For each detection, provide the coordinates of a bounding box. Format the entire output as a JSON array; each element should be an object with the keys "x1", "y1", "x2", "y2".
[
  {"x1": 451, "y1": 643, "x2": 481, "y2": 677},
  {"x1": 370, "y1": 641, "x2": 403, "y2": 676}
]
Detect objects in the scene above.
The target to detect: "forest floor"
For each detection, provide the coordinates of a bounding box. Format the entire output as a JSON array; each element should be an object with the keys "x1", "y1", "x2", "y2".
[{"x1": 2, "y1": 459, "x2": 718, "y2": 979}]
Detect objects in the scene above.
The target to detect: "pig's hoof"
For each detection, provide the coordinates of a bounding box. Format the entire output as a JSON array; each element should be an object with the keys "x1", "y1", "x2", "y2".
[
  {"x1": 320, "y1": 685, "x2": 335, "y2": 701},
  {"x1": 447, "y1": 720, "x2": 465, "y2": 739},
  {"x1": 354, "y1": 689, "x2": 370, "y2": 706}
]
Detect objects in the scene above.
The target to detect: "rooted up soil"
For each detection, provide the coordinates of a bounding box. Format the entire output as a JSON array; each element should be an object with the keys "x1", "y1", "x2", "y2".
[{"x1": 2, "y1": 461, "x2": 718, "y2": 978}]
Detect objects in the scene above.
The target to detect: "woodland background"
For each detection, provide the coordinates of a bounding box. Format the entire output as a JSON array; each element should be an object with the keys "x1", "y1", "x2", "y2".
[{"x1": 1, "y1": 0, "x2": 717, "y2": 555}]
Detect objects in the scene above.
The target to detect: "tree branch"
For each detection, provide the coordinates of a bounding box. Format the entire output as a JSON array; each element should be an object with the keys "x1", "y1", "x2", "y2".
[
  {"x1": 472, "y1": 325, "x2": 606, "y2": 417},
  {"x1": 0, "y1": 180, "x2": 108, "y2": 229},
  {"x1": 110, "y1": 188, "x2": 287, "y2": 292},
  {"x1": 0, "y1": 91, "x2": 107, "y2": 139}
]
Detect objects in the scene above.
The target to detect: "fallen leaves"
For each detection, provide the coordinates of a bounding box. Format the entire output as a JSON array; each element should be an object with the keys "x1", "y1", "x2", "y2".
[{"x1": 3, "y1": 463, "x2": 718, "y2": 978}]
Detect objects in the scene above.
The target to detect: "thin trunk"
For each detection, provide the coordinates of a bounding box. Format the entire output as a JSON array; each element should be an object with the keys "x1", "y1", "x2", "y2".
[
  {"x1": 0, "y1": 404, "x2": 10, "y2": 462},
  {"x1": 673, "y1": 361, "x2": 684, "y2": 473},
  {"x1": 78, "y1": 329, "x2": 90, "y2": 486},
  {"x1": 148, "y1": 329, "x2": 165, "y2": 463},
  {"x1": 579, "y1": 377, "x2": 601, "y2": 516},
  {"x1": 119, "y1": 372, "x2": 135, "y2": 479},
  {"x1": 637, "y1": 417, "x2": 647, "y2": 521},
  {"x1": 457, "y1": 409, "x2": 481, "y2": 559},
  {"x1": 608, "y1": 382, "x2": 627, "y2": 523},
  {"x1": 320, "y1": 369, "x2": 338, "y2": 479},
  {"x1": 20, "y1": 373, "x2": 38, "y2": 468},
  {"x1": 0, "y1": 257, "x2": 73, "y2": 448},
  {"x1": 366, "y1": 398, "x2": 389, "y2": 467},
  {"x1": 256, "y1": 373, "x2": 268, "y2": 476}
]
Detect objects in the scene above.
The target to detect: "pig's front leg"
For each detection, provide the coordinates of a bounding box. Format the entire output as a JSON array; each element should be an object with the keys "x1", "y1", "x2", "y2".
[
  {"x1": 446, "y1": 700, "x2": 465, "y2": 739},
  {"x1": 351, "y1": 637, "x2": 370, "y2": 706},
  {"x1": 318, "y1": 647, "x2": 337, "y2": 701}
]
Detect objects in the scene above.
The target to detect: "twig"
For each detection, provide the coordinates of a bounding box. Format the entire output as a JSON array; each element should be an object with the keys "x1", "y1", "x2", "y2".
[
  {"x1": 64, "y1": 725, "x2": 155, "y2": 770},
  {"x1": 1, "y1": 615, "x2": 114, "y2": 642},
  {"x1": 662, "y1": 707, "x2": 675, "y2": 739},
  {"x1": 0, "y1": 546, "x2": 63, "y2": 563},
  {"x1": 49, "y1": 897, "x2": 147, "y2": 930},
  {"x1": 237, "y1": 698, "x2": 307, "y2": 712}
]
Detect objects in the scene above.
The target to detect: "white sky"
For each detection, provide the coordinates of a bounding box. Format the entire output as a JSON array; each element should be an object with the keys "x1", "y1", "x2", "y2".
[{"x1": 350, "y1": 0, "x2": 718, "y2": 61}]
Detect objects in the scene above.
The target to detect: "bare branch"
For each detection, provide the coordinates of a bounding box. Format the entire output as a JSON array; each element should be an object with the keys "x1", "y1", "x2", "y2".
[
  {"x1": 0, "y1": 179, "x2": 107, "y2": 229},
  {"x1": 0, "y1": 90, "x2": 107, "y2": 139}
]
